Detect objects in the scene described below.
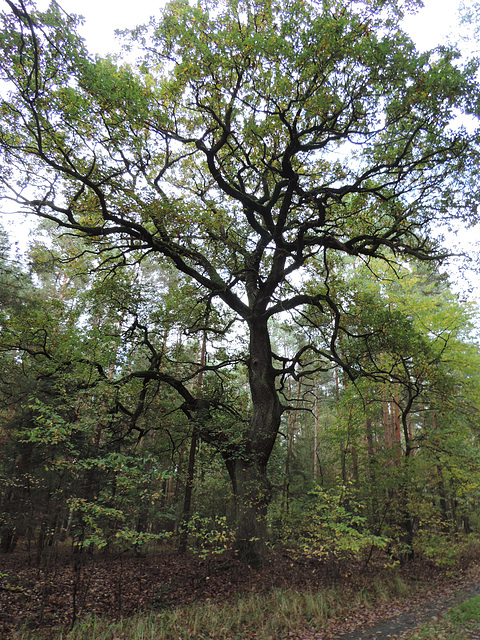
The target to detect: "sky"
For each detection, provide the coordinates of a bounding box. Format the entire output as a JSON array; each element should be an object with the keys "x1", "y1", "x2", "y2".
[
  {"x1": 5, "y1": 0, "x2": 479, "y2": 296},
  {"x1": 30, "y1": 0, "x2": 463, "y2": 55}
]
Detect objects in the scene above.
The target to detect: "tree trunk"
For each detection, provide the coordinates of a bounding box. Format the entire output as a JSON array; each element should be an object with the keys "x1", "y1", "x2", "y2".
[
  {"x1": 365, "y1": 416, "x2": 377, "y2": 522},
  {"x1": 231, "y1": 318, "x2": 283, "y2": 567},
  {"x1": 383, "y1": 390, "x2": 392, "y2": 449},
  {"x1": 233, "y1": 459, "x2": 272, "y2": 567},
  {"x1": 178, "y1": 427, "x2": 198, "y2": 554},
  {"x1": 392, "y1": 387, "x2": 402, "y2": 462},
  {"x1": 178, "y1": 332, "x2": 207, "y2": 553},
  {"x1": 281, "y1": 379, "x2": 300, "y2": 514},
  {"x1": 433, "y1": 414, "x2": 449, "y2": 527},
  {"x1": 313, "y1": 377, "x2": 320, "y2": 482}
]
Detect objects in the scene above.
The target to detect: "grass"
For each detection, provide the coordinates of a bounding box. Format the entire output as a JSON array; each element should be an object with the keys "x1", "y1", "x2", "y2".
[
  {"x1": 13, "y1": 573, "x2": 412, "y2": 640},
  {"x1": 405, "y1": 594, "x2": 480, "y2": 639}
]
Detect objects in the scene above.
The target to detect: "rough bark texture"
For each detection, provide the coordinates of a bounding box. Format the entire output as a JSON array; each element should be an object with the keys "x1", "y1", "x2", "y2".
[
  {"x1": 232, "y1": 319, "x2": 283, "y2": 566},
  {"x1": 233, "y1": 459, "x2": 272, "y2": 567}
]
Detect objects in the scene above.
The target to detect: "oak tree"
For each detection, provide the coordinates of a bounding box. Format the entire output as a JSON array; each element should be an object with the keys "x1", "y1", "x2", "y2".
[{"x1": 1, "y1": 0, "x2": 479, "y2": 565}]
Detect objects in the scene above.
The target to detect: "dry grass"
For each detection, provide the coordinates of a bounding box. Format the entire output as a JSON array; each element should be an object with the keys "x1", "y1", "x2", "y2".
[{"x1": 15, "y1": 573, "x2": 412, "y2": 640}]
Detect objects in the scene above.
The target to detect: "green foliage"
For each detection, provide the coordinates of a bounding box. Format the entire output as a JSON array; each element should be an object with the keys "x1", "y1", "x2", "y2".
[
  {"x1": 412, "y1": 529, "x2": 480, "y2": 568},
  {"x1": 282, "y1": 484, "x2": 389, "y2": 560},
  {"x1": 181, "y1": 513, "x2": 235, "y2": 560},
  {"x1": 1, "y1": 0, "x2": 480, "y2": 565},
  {"x1": 413, "y1": 531, "x2": 461, "y2": 567},
  {"x1": 68, "y1": 497, "x2": 171, "y2": 552},
  {"x1": 23, "y1": 397, "x2": 87, "y2": 453}
]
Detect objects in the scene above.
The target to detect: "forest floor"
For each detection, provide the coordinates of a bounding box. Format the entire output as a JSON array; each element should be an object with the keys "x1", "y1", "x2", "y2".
[{"x1": 1, "y1": 545, "x2": 480, "y2": 639}]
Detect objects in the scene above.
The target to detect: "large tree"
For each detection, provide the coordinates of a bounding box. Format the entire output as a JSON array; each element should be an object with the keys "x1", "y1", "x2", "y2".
[{"x1": 1, "y1": 0, "x2": 479, "y2": 565}]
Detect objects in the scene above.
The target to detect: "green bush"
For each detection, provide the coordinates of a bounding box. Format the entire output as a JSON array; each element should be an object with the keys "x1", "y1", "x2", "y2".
[
  {"x1": 278, "y1": 483, "x2": 389, "y2": 559},
  {"x1": 181, "y1": 513, "x2": 235, "y2": 559}
]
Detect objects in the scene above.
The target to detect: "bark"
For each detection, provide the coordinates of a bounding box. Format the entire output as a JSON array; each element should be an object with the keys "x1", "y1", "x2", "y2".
[
  {"x1": 178, "y1": 427, "x2": 198, "y2": 554},
  {"x1": 365, "y1": 416, "x2": 377, "y2": 521},
  {"x1": 351, "y1": 445, "x2": 359, "y2": 486},
  {"x1": 281, "y1": 379, "x2": 300, "y2": 513},
  {"x1": 178, "y1": 333, "x2": 206, "y2": 553},
  {"x1": 233, "y1": 459, "x2": 272, "y2": 568},
  {"x1": 231, "y1": 318, "x2": 283, "y2": 567},
  {"x1": 433, "y1": 414, "x2": 449, "y2": 527},
  {"x1": 392, "y1": 397, "x2": 401, "y2": 453},
  {"x1": 383, "y1": 391, "x2": 392, "y2": 449},
  {"x1": 313, "y1": 378, "x2": 320, "y2": 482}
]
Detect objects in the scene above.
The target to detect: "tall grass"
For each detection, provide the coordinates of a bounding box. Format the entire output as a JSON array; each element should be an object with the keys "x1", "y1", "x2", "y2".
[{"x1": 14, "y1": 573, "x2": 412, "y2": 640}]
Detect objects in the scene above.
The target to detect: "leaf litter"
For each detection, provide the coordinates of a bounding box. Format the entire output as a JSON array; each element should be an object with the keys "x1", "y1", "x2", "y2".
[{"x1": 1, "y1": 549, "x2": 480, "y2": 639}]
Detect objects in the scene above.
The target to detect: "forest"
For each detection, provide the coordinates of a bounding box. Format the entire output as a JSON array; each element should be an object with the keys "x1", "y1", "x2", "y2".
[{"x1": 2, "y1": 0, "x2": 480, "y2": 637}]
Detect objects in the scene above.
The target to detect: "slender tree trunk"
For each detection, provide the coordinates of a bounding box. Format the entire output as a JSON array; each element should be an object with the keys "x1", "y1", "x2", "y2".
[
  {"x1": 178, "y1": 332, "x2": 207, "y2": 553},
  {"x1": 281, "y1": 380, "x2": 292, "y2": 514},
  {"x1": 383, "y1": 389, "x2": 392, "y2": 450},
  {"x1": 178, "y1": 428, "x2": 198, "y2": 553},
  {"x1": 281, "y1": 379, "x2": 300, "y2": 513},
  {"x1": 313, "y1": 377, "x2": 320, "y2": 482},
  {"x1": 365, "y1": 415, "x2": 377, "y2": 522},
  {"x1": 392, "y1": 387, "x2": 402, "y2": 462},
  {"x1": 351, "y1": 445, "x2": 359, "y2": 486},
  {"x1": 333, "y1": 364, "x2": 348, "y2": 483},
  {"x1": 432, "y1": 414, "x2": 449, "y2": 527}
]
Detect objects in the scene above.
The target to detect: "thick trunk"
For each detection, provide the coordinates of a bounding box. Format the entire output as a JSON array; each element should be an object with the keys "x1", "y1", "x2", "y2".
[
  {"x1": 231, "y1": 318, "x2": 283, "y2": 566},
  {"x1": 233, "y1": 459, "x2": 271, "y2": 567},
  {"x1": 247, "y1": 320, "x2": 283, "y2": 455}
]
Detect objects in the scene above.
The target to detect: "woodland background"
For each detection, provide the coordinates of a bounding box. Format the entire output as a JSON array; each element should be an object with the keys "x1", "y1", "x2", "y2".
[{"x1": 2, "y1": 221, "x2": 480, "y2": 564}]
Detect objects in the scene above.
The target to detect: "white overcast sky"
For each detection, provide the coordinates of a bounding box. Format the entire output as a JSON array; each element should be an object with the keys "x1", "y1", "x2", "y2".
[{"x1": 30, "y1": 0, "x2": 463, "y2": 55}]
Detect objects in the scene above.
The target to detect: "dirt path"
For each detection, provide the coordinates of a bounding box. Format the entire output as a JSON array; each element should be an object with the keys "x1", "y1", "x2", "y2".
[{"x1": 332, "y1": 571, "x2": 480, "y2": 640}]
